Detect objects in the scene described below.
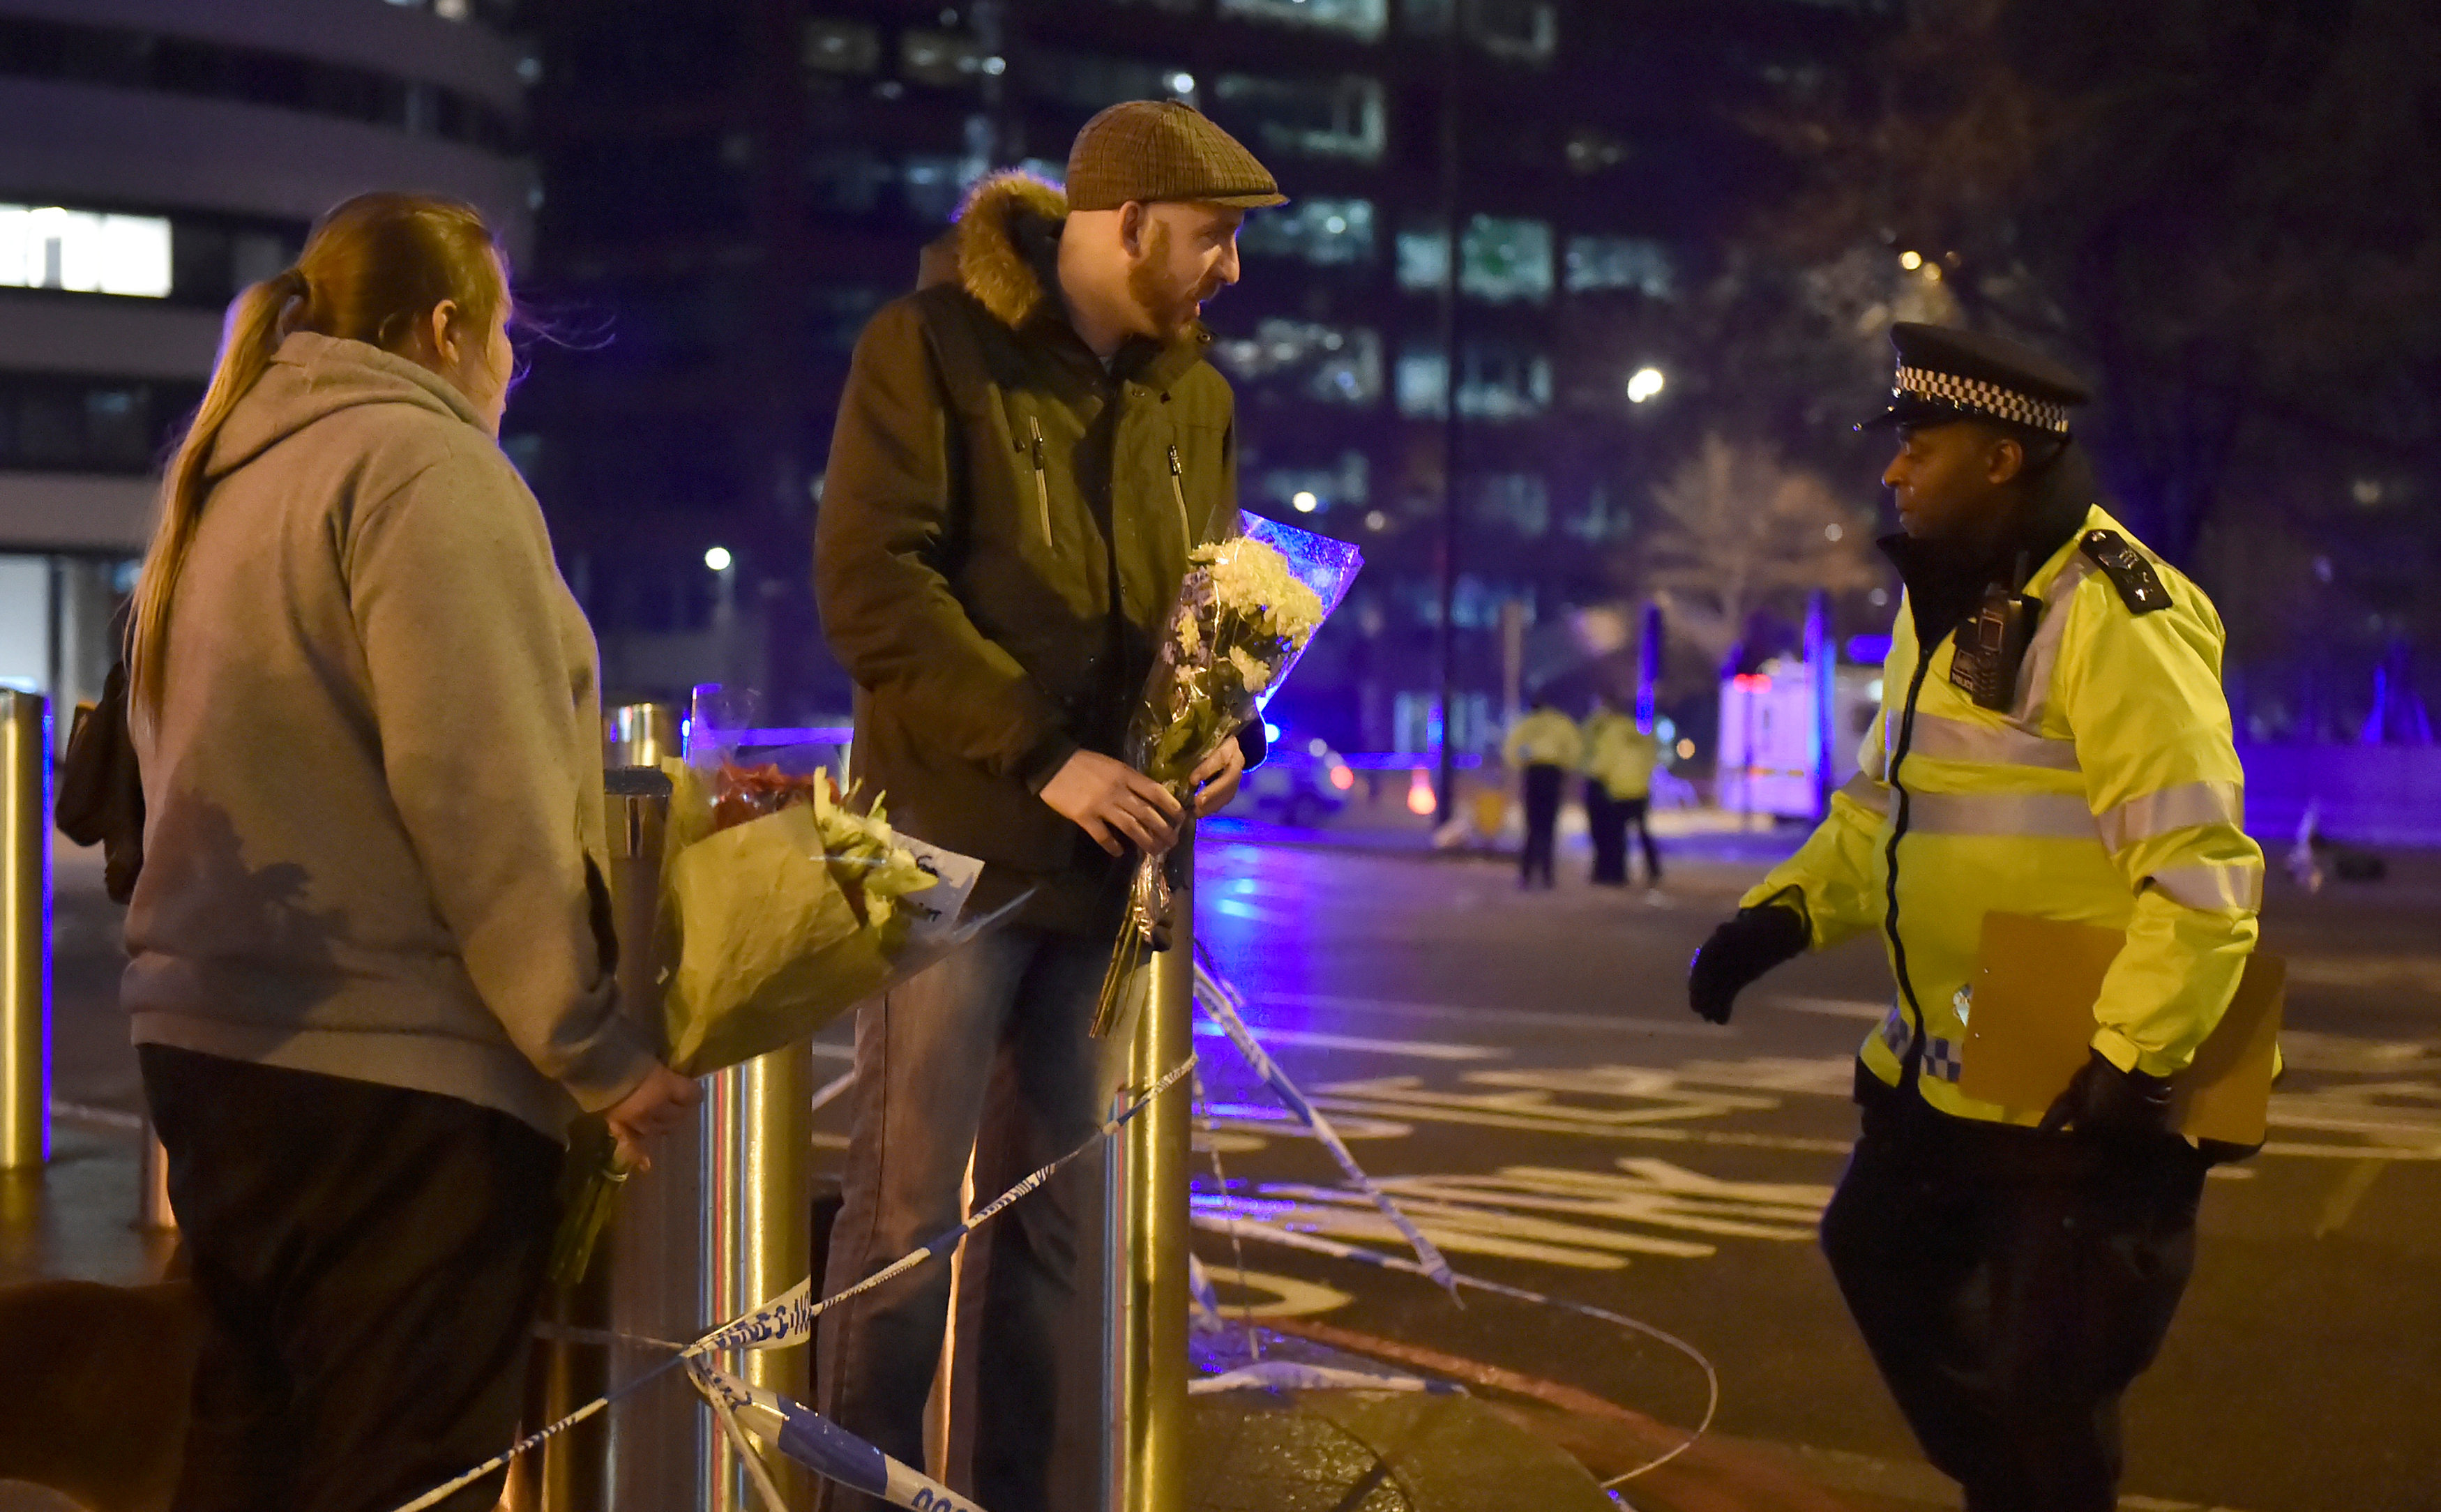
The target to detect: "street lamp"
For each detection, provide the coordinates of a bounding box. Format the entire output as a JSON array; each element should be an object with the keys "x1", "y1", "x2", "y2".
[
  {"x1": 1291, "y1": 490, "x2": 1320, "y2": 514},
  {"x1": 1627, "y1": 366, "x2": 1665, "y2": 404},
  {"x1": 704, "y1": 545, "x2": 734, "y2": 573}
]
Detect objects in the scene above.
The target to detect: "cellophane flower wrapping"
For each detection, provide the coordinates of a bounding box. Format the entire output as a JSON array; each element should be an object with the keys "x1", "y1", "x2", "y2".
[
  {"x1": 1091, "y1": 514, "x2": 1363, "y2": 1034},
  {"x1": 547, "y1": 728, "x2": 986, "y2": 1288},
  {"x1": 658, "y1": 759, "x2": 953, "y2": 1075}
]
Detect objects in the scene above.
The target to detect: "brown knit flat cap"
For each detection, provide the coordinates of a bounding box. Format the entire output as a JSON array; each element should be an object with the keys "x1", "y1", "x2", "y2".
[{"x1": 1065, "y1": 100, "x2": 1287, "y2": 212}]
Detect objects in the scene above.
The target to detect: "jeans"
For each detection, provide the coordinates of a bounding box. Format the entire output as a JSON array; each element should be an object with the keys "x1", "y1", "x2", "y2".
[
  {"x1": 137, "y1": 1044, "x2": 562, "y2": 1512},
  {"x1": 814, "y1": 925, "x2": 1126, "y2": 1512}
]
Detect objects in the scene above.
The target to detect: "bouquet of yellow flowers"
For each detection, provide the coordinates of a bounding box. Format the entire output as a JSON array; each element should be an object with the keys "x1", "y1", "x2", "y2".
[
  {"x1": 1091, "y1": 513, "x2": 1361, "y2": 1035},
  {"x1": 549, "y1": 748, "x2": 988, "y2": 1287}
]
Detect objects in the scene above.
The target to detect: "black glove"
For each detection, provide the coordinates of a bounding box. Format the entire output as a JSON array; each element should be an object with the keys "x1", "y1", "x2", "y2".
[
  {"x1": 1686, "y1": 904, "x2": 1808, "y2": 1025},
  {"x1": 2037, "y1": 1048, "x2": 2175, "y2": 1139}
]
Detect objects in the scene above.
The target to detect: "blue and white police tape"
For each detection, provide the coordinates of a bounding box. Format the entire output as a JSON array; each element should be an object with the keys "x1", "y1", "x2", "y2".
[
  {"x1": 1184, "y1": 1202, "x2": 1719, "y2": 1487},
  {"x1": 695, "y1": 1360, "x2": 984, "y2": 1512},
  {"x1": 1192, "y1": 948, "x2": 1460, "y2": 1297},
  {"x1": 386, "y1": 1055, "x2": 1197, "y2": 1512}
]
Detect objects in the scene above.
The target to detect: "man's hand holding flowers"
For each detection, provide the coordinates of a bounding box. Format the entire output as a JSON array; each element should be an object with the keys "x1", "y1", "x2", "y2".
[
  {"x1": 1042, "y1": 749, "x2": 1186, "y2": 857},
  {"x1": 1190, "y1": 736, "x2": 1245, "y2": 816}
]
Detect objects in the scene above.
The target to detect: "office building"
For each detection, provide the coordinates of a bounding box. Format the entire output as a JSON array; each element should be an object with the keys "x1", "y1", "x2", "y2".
[
  {"x1": 515, "y1": 0, "x2": 1882, "y2": 746},
  {"x1": 0, "y1": 0, "x2": 534, "y2": 718}
]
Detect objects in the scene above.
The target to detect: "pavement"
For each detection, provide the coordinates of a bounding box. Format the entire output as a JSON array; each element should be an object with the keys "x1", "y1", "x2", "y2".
[{"x1": 13, "y1": 819, "x2": 2441, "y2": 1510}]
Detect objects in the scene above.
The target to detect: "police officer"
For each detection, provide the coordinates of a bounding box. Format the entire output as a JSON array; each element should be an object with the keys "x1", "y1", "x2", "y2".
[
  {"x1": 1582, "y1": 693, "x2": 1664, "y2": 893},
  {"x1": 1686, "y1": 324, "x2": 2263, "y2": 1512},
  {"x1": 1503, "y1": 694, "x2": 1583, "y2": 889}
]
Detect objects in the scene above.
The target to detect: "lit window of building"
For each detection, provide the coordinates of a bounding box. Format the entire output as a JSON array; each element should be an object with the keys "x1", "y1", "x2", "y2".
[
  {"x1": 804, "y1": 20, "x2": 882, "y2": 75},
  {"x1": 1211, "y1": 75, "x2": 1386, "y2": 164},
  {"x1": 1209, "y1": 320, "x2": 1383, "y2": 407},
  {"x1": 1396, "y1": 226, "x2": 1450, "y2": 292},
  {"x1": 1397, "y1": 217, "x2": 1555, "y2": 303},
  {"x1": 1253, "y1": 452, "x2": 1371, "y2": 515},
  {"x1": 1216, "y1": 0, "x2": 1389, "y2": 43},
  {"x1": 901, "y1": 156, "x2": 985, "y2": 225},
  {"x1": 900, "y1": 29, "x2": 1002, "y2": 89},
  {"x1": 1460, "y1": 216, "x2": 1553, "y2": 303},
  {"x1": 1395, "y1": 343, "x2": 1552, "y2": 419},
  {"x1": 1237, "y1": 198, "x2": 1376, "y2": 267},
  {"x1": 1564, "y1": 236, "x2": 1674, "y2": 296},
  {"x1": 0, "y1": 206, "x2": 172, "y2": 298},
  {"x1": 1400, "y1": 0, "x2": 1558, "y2": 61}
]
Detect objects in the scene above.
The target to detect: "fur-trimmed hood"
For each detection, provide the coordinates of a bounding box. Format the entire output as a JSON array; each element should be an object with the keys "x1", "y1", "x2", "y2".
[
  {"x1": 950, "y1": 169, "x2": 1069, "y2": 328},
  {"x1": 939, "y1": 171, "x2": 1213, "y2": 380}
]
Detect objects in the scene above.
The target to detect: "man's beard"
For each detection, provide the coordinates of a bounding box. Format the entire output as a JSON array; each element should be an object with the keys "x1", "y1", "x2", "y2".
[{"x1": 1127, "y1": 221, "x2": 1214, "y2": 343}]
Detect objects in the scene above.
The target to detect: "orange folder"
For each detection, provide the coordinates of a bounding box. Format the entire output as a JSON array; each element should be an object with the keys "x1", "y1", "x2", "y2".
[{"x1": 1959, "y1": 912, "x2": 2283, "y2": 1146}]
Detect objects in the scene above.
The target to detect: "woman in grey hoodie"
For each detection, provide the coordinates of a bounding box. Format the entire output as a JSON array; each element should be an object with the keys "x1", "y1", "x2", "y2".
[{"x1": 121, "y1": 192, "x2": 698, "y2": 1512}]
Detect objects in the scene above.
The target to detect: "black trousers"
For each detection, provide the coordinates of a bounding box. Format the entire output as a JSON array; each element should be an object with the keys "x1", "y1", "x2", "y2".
[
  {"x1": 1588, "y1": 786, "x2": 1663, "y2": 886},
  {"x1": 139, "y1": 1045, "x2": 564, "y2": 1512},
  {"x1": 1520, "y1": 763, "x2": 1565, "y2": 886},
  {"x1": 1820, "y1": 1079, "x2": 2207, "y2": 1512},
  {"x1": 1587, "y1": 783, "x2": 1626, "y2": 884}
]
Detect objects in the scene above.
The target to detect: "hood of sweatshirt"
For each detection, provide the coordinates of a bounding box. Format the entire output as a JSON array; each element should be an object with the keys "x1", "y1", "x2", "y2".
[{"x1": 207, "y1": 331, "x2": 489, "y2": 481}]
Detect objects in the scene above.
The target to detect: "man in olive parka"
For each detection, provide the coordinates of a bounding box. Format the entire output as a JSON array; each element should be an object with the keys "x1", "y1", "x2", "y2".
[{"x1": 812, "y1": 103, "x2": 1281, "y2": 1511}]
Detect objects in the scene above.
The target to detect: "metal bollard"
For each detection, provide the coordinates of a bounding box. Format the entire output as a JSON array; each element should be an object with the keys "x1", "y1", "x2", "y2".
[
  {"x1": 686, "y1": 682, "x2": 815, "y2": 1511},
  {"x1": 0, "y1": 691, "x2": 50, "y2": 1171},
  {"x1": 136, "y1": 1126, "x2": 175, "y2": 1231},
  {"x1": 1105, "y1": 833, "x2": 1191, "y2": 1512},
  {"x1": 515, "y1": 698, "x2": 819, "y2": 1511},
  {"x1": 700, "y1": 1041, "x2": 815, "y2": 1510},
  {"x1": 598, "y1": 747, "x2": 718, "y2": 1512},
  {"x1": 607, "y1": 702, "x2": 681, "y2": 771}
]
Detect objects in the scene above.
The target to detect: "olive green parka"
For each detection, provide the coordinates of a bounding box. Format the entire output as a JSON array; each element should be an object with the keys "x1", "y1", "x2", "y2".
[{"x1": 815, "y1": 171, "x2": 1252, "y2": 930}]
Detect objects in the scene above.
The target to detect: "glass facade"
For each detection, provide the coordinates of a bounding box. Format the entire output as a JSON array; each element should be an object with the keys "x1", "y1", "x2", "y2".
[
  {"x1": 0, "y1": 13, "x2": 517, "y2": 150},
  {"x1": 0, "y1": 375, "x2": 204, "y2": 474},
  {"x1": 1210, "y1": 321, "x2": 1384, "y2": 407},
  {"x1": 1564, "y1": 235, "x2": 1674, "y2": 296},
  {"x1": 1216, "y1": 0, "x2": 1389, "y2": 43},
  {"x1": 1237, "y1": 197, "x2": 1377, "y2": 268},
  {"x1": 1396, "y1": 216, "x2": 1557, "y2": 303},
  {"x1": 1211, "y1": 74, "x2": 1387, "y2": 164}
]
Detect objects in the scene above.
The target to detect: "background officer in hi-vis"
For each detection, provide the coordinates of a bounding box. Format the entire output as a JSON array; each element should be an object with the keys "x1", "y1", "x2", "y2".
[{"x1": 1684, "y1": 324, "x2": 2264, "y2": 1512}]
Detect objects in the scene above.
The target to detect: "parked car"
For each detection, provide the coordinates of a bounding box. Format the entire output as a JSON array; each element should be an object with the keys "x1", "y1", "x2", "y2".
[{"x1": 1234, "y1": 731, "x2": 1355, "y2": 826}]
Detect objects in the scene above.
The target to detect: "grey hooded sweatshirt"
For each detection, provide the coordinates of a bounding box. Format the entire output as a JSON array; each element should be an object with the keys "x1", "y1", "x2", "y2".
[{"x1": 124, "y1": 331, "x2": 654, "y2": 1139}]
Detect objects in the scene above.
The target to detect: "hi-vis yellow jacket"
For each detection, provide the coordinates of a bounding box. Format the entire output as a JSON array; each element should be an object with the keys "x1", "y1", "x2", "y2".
[
  {"x1": 1743, "y1": 506, "x2": 2263, "y2": 1126},
  {"x1": 1584, "y1": 711, "x2": 1661, "y2": 801},
  {"x1": 1504, "y1": 708, "x2": 1585, "y2": 770}
]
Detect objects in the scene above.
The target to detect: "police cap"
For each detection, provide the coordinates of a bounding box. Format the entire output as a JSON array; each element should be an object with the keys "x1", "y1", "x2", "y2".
[{"x1": 1859, "y1": 322, "x2": 2091, "y2": 438}]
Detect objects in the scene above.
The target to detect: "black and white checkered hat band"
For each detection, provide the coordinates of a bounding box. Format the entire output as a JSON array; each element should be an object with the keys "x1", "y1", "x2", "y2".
[{"x1": 1895, "y1": 365, "x2": 2071, "y2": 434}]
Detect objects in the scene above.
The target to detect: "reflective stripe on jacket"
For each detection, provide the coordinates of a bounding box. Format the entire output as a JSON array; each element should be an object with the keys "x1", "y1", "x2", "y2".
[{"x1": 1744, "y1": 505, "x2": 2263, "y2": 1126}]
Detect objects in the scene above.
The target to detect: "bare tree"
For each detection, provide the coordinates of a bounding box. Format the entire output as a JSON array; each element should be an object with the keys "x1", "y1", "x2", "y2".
[{"x1": 1640, "y1": 434, "x2": 1883, "y2": 666}]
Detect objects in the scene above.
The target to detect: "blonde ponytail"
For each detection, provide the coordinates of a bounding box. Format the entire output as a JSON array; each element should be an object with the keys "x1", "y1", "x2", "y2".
[
  {"x1": 123, "y1": 192, "x2": 507, "y2": 719},
  {"x1": 126, "y1": 268, "x2": 304, "y2": 718}
]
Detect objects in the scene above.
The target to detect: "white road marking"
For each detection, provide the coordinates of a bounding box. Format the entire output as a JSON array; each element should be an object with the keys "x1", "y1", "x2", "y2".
[
  {"x1": 2313, "y1": 1157, "x2": 2389, "y2": 1237},
  {"x1": 2285, "y1": 955, "x2": 2441, "y2": 996},
  {"x1": 1198, "y1": 1157, "x2": 1827, "y2": 1272}
]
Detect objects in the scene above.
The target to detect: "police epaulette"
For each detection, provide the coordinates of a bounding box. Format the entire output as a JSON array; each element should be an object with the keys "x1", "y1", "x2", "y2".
[{"x1": 2078, "y1": 529, "x2": 2172, "y2": 614}]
